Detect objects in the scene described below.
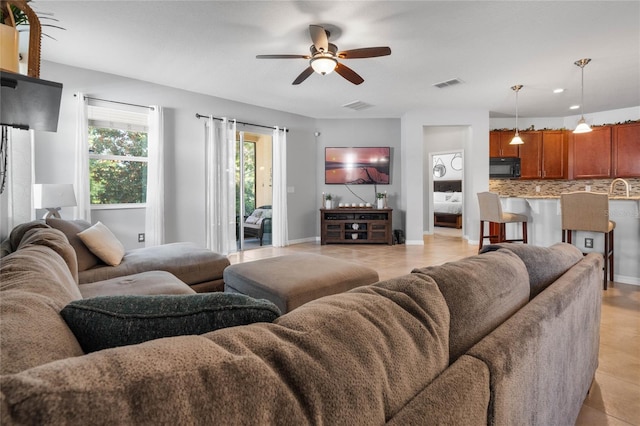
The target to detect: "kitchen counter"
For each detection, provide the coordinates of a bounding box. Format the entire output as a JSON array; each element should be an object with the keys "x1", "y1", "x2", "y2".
[
  {"x1": 498, "y1": 197, "x2": 639, "y2": 285},
  {"x1": 500, "y1": 195, "x2": 640, "y2": 200}
]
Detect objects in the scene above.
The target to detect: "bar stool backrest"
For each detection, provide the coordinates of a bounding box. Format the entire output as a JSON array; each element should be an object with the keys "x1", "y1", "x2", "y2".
[
  {"x1": 477, "y1": 192, "x2": 503, "y2": 223},
  {"x1": 560, "y1": 192, "x2": 610, "y2": 233}
]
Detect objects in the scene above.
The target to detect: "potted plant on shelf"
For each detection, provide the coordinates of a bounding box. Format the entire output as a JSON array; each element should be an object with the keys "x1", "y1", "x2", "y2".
[
  {"x1": 324, "y1": 194, "x2": 333, "y2": 209},
  {"x1": 0, "y1": 0, "x2": 64, "y2": 77},
  {"x1": 376, "y1": 193, "x2": 386, "y2": 209}
]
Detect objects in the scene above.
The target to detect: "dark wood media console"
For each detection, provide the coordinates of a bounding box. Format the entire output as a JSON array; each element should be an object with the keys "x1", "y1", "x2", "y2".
[{"x1": 320, "y1": 208, "x2": 393, "y2": 245}]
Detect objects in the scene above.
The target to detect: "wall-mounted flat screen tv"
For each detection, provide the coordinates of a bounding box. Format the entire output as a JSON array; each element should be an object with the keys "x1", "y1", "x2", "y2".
[{"x1": 325, "y1": 147, "x2": 390, "y2": 184}]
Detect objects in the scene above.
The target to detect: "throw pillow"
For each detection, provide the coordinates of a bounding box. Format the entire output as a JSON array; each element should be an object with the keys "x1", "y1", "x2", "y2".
[
  {"x1": 77, "y1": 221, "x2": 125, "y2": 266},
  {"x1": 448, "y1": 192, "x2": 462, "y2": 202},
  {"x1": 60, "y1": 293, "x2": 281, "y2": 353},
  {"x1": 46, "y1": 218, "x2": 102, "y2": 271}
]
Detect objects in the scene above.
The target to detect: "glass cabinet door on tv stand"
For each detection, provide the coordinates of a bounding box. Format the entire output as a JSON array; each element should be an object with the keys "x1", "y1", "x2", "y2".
[{"x1": 320, "y1": 208, "x2": 393, "y2": 245}]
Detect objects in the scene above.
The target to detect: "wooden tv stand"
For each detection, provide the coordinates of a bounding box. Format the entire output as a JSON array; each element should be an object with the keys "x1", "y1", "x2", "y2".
[{"x1": 320, "y1": 208, "x2": 393, "y2": 245}]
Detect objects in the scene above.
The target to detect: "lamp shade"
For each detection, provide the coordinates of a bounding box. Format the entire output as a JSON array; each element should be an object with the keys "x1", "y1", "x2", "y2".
[
  {"x1": 573, "y1": 117, "x2": 592, "y2": 134},
  {"x1": 34, "y1": 184, "x2": 76, "y2": 218},
  {"x1": 510, "y1": 133, "x2": 524, "y2": 145}
]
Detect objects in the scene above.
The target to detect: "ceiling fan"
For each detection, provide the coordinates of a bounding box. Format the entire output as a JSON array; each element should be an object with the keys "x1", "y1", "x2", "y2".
[{"x1": 256, "y1": 25, "x2": 391, "y2": 85}]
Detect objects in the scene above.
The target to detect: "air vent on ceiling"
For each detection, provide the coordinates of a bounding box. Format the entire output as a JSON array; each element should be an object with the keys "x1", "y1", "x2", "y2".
[
  {"x1": 433, "y1": 78, "x2": 464, "y2": 89},
  {"x1": 342, "y1": 100, "x2": 374, "y2": 111}
]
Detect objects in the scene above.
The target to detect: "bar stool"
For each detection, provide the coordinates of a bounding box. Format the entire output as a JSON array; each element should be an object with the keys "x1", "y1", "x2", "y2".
[
  {"x1": 477, "y1": 192, "x2": 528, "y2": 252},
  {"x1": 560, "y1": 192, "x2": 615, "y2": 290}
]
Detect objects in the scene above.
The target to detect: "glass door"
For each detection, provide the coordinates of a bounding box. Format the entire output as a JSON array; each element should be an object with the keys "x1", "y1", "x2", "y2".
[{"x1": 236, "y1": 131, "x2": 272, "y2": 250}]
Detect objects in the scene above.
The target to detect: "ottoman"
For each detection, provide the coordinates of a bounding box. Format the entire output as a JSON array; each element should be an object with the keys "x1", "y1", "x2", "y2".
[{"x1": 223, "y1": 254, "x2": 379, "y2": 313}]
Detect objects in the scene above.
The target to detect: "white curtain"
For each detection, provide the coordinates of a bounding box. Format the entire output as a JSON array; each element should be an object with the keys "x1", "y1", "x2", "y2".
[
  {"x1": 205, "y1": 117, "x2": 237, "y2": 254},
  {"x1": 272, "y1": 127, "x2": 288, "y2": 247},
  {"x1": 5, "y1": 128, "x2": 35, "y2": 229},
  {"x1": 73, "y1": 92, "x2": 91, "y2": 221},
  {"x1": 145, "y1": 105, "x2": 164, "y2": 246}
]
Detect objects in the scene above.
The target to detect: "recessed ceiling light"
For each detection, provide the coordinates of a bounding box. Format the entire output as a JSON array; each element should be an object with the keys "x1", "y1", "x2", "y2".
[
  {"x1": 553, "y1": 88, "x2": 564, "y2": 93},
  {"x1": 569, "y1": 105, "x2": 580, "y2": 110}
]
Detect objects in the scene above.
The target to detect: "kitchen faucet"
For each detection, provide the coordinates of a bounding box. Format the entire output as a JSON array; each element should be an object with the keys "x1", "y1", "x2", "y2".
[{"x1": 609, "y1": 178, "x2": 630, "y2": 198}]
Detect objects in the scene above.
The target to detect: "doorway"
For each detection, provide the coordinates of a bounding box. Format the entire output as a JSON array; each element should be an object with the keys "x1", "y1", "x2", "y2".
[
  {"x1": 423, "y1": 126, "x2": 469, "y2": 239},
  {"x1": 236, "y1": 131, "x2": 273, "y2": 250},
  {"x1": 431, "y1": 151, "x2": 463, "y2": 238}
]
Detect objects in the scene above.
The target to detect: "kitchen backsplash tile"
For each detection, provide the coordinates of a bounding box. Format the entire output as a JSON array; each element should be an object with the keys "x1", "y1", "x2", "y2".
[{"x1": 489, "y1": 178, "x2": 640, "y2": 197}]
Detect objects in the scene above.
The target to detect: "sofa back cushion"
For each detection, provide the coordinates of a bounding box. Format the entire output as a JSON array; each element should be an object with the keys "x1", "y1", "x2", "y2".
[
  {"x1": 412, "y1": 249, "x2": 530, "y2": 364},
  {"x1": 479, "y1": 242, "x2": 585, "y2": 299},
  {"x1": 1, "y1": 245, "x2": 84, "y2": 374},
  {"x1": 0, "y1": 273, "x2": 450, "y2": 424},
  {"x1": 4, "y1": 220, "x2": 48, "y2": 254},
  {"x1": 46, "y1": 218, "x2": 102, "y2": 272},
  {"x1": 18, "y1": 228, "x2": 79, "y2": 283}
]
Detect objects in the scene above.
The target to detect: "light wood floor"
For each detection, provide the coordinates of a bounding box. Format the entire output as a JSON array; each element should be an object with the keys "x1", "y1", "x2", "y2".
[{"x1": 228, "y1": 232, "x2": 640, "y2": 425}]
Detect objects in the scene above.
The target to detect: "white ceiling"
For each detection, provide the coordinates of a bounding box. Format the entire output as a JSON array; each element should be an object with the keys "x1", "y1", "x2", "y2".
[{"x1": 37, "y1": 1, "x2": 640, "y2": 119}]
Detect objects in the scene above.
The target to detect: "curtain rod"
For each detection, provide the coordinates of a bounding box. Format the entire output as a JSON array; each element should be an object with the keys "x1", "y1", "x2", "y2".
[
  {"x1": 195, "y1": 113, "x2": 288, "y2": 132},
  {"x1": 73, "y1": 94, "x2": 155, "y2": 111}
]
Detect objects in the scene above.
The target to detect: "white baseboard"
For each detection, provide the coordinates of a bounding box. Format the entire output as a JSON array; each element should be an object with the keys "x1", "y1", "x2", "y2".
[{"x1": 614, "y1": 275, "x2": 640, "y2": 286}]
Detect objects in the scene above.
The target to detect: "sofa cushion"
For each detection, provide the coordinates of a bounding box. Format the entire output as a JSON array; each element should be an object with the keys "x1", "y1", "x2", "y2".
[
  {"x1": 0, "y1": 273, "x2": 450, "y2": 424},
  {"x1": 0, "y1": 291, "x2": 85, "y2": 374},
  {"x1": 60, "y1": 293, "x2": 281, "y2": 353},
  {"x1": 78, "y1": 242, "x2": 230, "y2": 287},
  {"x1": 77, "y1": 221, "x2": 125, "y2": 266},
  {"x1": 1, "y1": 244, "x2": 85, "y2": 374},
  {"x1": 18, "y1": 228, "x2": 79, "y2": 283},
  {"x1": 412, "y1": 249, "x2": 530, "y2": 364},
  {"x1": 479, "y1": 242, "x2": 584, "y2": 299},
  {"x1": 5, "y1": 220, "x2": 48, "y2": 253},
  {"x1": 78, "y1": 271, "x2": 195, "y2": 298},
  {"x1": 46, "y1": 218, "x2": 102, "y2": 272}
]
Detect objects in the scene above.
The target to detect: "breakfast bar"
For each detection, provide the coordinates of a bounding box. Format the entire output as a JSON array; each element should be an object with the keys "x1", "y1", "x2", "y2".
[{"x1": 497, "y1": 195, "x2": 640, "y2": 285}]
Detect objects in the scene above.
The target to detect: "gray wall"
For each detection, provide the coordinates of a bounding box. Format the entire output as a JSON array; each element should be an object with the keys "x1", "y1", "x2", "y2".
[
  {"x1": 20, "y1": 61, "x2": 318, "y2": 248},
  {"x1": 315, "y1": 118, "x2": 402, "y2": 232}
]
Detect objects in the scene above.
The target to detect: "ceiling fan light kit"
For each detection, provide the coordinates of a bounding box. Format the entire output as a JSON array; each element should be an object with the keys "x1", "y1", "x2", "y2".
[
  {"x1": 573, "y1": 58, "x2": 592, "y2": 134},
  {"x1": 256, "y1": 24, "x2": 391, "y2": 85},
  {"x1": 310, "y1": 56, "x2": 337, "y2": 75}
]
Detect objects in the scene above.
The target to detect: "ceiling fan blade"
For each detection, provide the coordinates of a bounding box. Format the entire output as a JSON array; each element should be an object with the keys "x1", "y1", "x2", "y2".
[
  {"x1": 256, "y1": 54, "x2": 310, "y2": 59},
  {"x1": 309, "y1": 25, "x2": 329, "y2": 52},
  {"x1": 338, "y1": 47, "x2": 392, "y2": 59},
  {"x1": 335, "y1": 63, "x2": 364, "y2": 85},
  {"x1": 292, "y1": 66, "x2": 314, "y2": 85}
]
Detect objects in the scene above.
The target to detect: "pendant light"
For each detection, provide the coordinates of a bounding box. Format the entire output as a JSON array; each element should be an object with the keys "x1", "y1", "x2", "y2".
[
  {"x1": 573, "y1": 58, "x2": 592, "y2": 134},
  {"x1": 509, "y1": 85, "x2": 524, "y2": 145}
]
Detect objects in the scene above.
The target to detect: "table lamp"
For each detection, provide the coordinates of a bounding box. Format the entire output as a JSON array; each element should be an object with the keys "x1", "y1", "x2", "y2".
[{"x1": 33, "y1": 184, "x2": 77, "y2": 219}]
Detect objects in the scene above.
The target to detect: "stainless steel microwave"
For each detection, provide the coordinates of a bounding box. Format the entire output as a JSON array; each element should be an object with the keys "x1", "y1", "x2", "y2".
[{"x1": 489, "y1": 157, "x2": 521, "y2": 179}]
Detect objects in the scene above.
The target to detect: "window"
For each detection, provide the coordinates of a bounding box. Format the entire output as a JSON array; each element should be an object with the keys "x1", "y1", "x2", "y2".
[{"x1": 88, "y1": 106, "x2": 149, "y2": 206}]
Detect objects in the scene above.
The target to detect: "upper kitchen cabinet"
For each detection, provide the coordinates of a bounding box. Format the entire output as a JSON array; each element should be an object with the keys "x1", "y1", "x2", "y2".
[
  {"x1": 540, "y1": 131, "x2": 567, "y2": 179},
  {"x1": 518, "y1": 131, "x2": 542, "y2": 178},
  {"x1": 518, "y1": 131, "x2": 567, "y2": 179},
  {"x1": 612, "y1": 122, "x2": 640, "y2": 177},
  {"x1": 490, "y1": 131, "x2": 519, "y2": 158},
  {"x1": 568, "y1": 126, "x2": 612, "y2": 179}
]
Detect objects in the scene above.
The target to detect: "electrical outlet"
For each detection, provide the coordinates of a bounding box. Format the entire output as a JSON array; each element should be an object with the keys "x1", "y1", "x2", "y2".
[
  {"x1": 585, "y1": 238, "x2": 594, "y2": 248},
  {"x1": 535, "y1": 185, "x2": 541, "y2": 193},
  {"x1": 585, "y1": 185, "x2": 591, "y2": 192},
  {"x1": 138, "y1": 233, "x2": 145, "y2": 243}
]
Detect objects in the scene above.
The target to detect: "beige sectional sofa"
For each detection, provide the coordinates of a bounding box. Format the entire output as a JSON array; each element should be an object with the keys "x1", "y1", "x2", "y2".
[
  {"x1": 1, "y1": 220, "x2": 230, "y2": 293},
  {"x1": 0, "y1": 225, "x2": 603, "y2": 425}
]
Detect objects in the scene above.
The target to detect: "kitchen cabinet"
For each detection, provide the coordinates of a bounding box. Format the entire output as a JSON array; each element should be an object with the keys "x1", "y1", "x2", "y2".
[
  {"x1": 518, "y1": 131, "x2": 542, "y2": 178},
  {"x1": 612, "y1": 122, "x2": 640, "y2": 177},
  {"x1": 518, "y1": 131, "x2": 566, "y2": 179},
  {"x1": 569, "y1": 126, "x2": 612, "y2": 179},
  {"x1": 541, "y1": 131, "x2": 567, "y2": 179},
  {"x1": 490, "y1": 131, "x2": 519, "y2": 158}
]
